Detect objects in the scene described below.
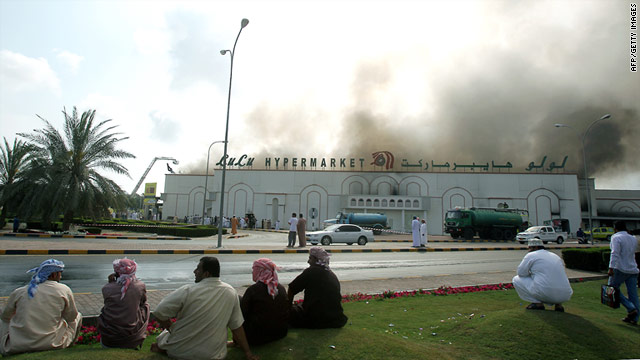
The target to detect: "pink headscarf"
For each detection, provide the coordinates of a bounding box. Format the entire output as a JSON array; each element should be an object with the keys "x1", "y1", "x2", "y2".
[
  {"x1": 252, "y1": 258, "x2": 279, "y2": 298},
  {"x1": 113, "y1": 258, "x2": 138, "y2": 300}
]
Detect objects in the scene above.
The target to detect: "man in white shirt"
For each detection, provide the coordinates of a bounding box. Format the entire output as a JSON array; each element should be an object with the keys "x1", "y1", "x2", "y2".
[
  {"x1": 608, "y1": 221, "x2": 639, "y2": 325},
  {"x1": 420, "y1": 219, "x2": 428, "y2": 247},
  {"x1": 1, "y1": 259, "x2": 82, "y2": 356},
  {"x1": 411, "y1": 217, "x2": 421, "y2": 247},
  {"x1": 287, "y1": 213, "x2": 298, "y2": 248},
  {"x1": 512, "y1": 238, "x2": 573, "y2": 311},
  {"x1": 151, "y1": 257, "x2": 258, "y2": 360}
]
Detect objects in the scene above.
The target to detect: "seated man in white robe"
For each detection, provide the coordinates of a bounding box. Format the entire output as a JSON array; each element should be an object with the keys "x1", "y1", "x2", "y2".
[
  {"x1": 512, "y1": 238, "x2": 573, "y2": 312},
  {"x1": 1, "y1": 259, "x2": 82, "y2": 356}
]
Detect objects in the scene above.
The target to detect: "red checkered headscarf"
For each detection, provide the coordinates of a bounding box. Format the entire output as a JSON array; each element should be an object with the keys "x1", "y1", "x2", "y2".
[
  {"x1": 113, "y1": 258, "x2": 138, "y2": 300},
  {"x1": 252, "y1": 258, "x2": 280, "y2": 298}
]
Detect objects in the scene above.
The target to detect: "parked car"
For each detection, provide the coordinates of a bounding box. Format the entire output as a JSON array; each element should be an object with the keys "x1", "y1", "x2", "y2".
[
  {"x1": 584, "y1": 227, "x2": 615, "y2": 241},
  {"x1": 516, "y1": 226, "x2": 567, "y2": 245},
  {"x1": 307, "y1": 224, "x2": 373, "y2": 246}
]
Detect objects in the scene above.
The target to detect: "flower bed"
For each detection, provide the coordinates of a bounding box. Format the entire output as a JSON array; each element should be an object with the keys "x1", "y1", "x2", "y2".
[{"x1": 76, "y1": 318, "x2": 175, "y2": 346}]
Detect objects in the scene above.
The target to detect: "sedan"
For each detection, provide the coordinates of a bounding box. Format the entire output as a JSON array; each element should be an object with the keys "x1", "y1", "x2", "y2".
[{"x1": 307, "y1": 224, "x2": 373, "y2": 246}]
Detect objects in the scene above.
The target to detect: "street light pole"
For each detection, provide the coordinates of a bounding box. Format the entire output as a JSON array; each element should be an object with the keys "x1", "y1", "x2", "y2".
[
  {"x1": 555, "y1": 113, "x2": 611, "y2": 245},
  {"x1": 201, "y1": 140, "x2": 225, "y2": 225},
  {"x1": 217, "y1": 18, "x2": 249, "y2": 248}
]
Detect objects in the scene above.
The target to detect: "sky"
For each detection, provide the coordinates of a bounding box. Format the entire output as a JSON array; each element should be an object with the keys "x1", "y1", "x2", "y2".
[{"x1": 1, "y1": 0, "x2": 638, "y2": 196}]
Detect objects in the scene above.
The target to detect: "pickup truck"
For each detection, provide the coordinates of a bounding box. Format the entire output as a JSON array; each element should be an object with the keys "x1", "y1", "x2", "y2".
[{"x1": 516, "y1": 226, "x2": 567, "y2": 245}]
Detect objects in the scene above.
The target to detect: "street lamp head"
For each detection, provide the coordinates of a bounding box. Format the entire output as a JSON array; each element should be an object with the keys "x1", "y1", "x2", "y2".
[
  {"x1": 220, "y1": 50, "x2": 230, "y2": 55},
  {"x1": 600, "y1": 114, "x2": 611, "y2": 120},
  {"x1": 241, "y1": 18, "x2": 249, "y2": 28}
]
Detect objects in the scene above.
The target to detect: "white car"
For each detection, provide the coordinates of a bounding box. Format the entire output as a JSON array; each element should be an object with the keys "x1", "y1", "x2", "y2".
[
  {"x1": 307, "y1": 224, "x2": 373, "y2": 246},
  {"x1": 516, "y1": 226, "x2": 566, "y2": 245}
]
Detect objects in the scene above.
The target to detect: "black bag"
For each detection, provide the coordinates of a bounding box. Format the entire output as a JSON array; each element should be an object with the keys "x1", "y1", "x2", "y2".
[{"x1": 601, "y1": 284, "x2": 620, "y2": 309}]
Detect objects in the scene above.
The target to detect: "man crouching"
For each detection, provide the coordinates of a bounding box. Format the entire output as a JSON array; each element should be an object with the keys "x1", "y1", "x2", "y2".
[{"x1": 512, "y1": 238, "x2": 573, "y2": 311}]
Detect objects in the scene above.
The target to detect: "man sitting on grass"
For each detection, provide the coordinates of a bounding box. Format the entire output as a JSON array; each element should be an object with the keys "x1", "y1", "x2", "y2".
[
  {"x1": 512, "y1": 238, "x2": 573, "y2": 311},
  {"x1": 0, "y1": 259, "x2": 82, "y2": 356},
  {"x1": 288, "y1": 247, "x2": 348, "y2": 328},
  {"x1": 150, "y1": 256, "x2": 258, "y2": 360}
]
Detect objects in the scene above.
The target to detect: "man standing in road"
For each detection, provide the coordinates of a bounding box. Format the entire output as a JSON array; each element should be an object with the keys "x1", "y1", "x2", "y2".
[
  {"x1": 1, "y1": 259, "x2": 82, "y2": 356},
  {"x1": 411, "y1": 216, "x2": 421, "y2": 247},
  {"x1": 297, "y1": 213, "x2": 307, "y2": 248},
  {"x1": 151, "y1": 257, "x2": 258, "y2": 360},
  {"x1": 287, "y1": 213, "x2": 298, "y2": 248},
  {"x1": 608, "y1": 221, "x2": 639, "y2": 325},
  {"x1": 420, "y1": 219, "x2": 428, "y2": 247},
  {"x1": 231, "y1": 216, "x2": 239, "y2": 235},
  {"x1": 512, "y1": 238, "x2": 573, "y2": 311}
]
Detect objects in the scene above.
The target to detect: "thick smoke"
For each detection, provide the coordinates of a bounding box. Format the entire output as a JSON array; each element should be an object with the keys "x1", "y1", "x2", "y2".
[{"x1": 189, "y1": 1, "x2": 640, "y2": 182}]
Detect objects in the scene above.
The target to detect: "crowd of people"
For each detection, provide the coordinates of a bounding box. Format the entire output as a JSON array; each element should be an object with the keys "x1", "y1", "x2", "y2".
[{"x1": 0, "y1": 247, "x2": 348, "y2": 359}]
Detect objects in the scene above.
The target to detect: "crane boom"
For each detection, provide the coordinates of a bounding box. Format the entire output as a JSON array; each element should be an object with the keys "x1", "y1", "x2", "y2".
[{"x1": 131, "y1": 157, "x2": 179, "y2": 195}]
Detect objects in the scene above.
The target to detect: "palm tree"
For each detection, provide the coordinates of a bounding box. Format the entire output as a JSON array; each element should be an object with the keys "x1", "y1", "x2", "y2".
[
  {"x1": 18, "y1": 107, "x2": 135, "y2": 230},
  {"x1": 0, "y1": 137, "x2": 32, "y2": 224}
]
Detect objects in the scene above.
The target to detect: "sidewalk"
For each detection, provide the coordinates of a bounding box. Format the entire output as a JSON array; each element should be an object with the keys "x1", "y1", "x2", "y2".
[{"x1": 0, "y1": 229, "x2": 607, "y2": 318}]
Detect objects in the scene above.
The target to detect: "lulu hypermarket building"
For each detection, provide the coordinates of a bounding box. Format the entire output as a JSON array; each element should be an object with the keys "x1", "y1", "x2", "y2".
[{"x1": 160, "y1": 151, "x2": 640, "y2": 235}]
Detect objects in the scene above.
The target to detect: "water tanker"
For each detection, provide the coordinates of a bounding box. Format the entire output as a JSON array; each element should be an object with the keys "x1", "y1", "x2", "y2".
[
  {"x1": 444, "y1": 207, "x2": 528, "y2": 241},
  {"x1": 324, "y1": 212, "x2": 387, "y2": 234}
]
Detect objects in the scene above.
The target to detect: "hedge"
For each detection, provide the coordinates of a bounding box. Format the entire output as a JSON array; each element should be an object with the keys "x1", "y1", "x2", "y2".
[
  {"x1": 562, "y1": 247, "x2": 640, "y2": 272},
  {"x1": 562, "y1": 247, "x2": 610, "y2": 271}
]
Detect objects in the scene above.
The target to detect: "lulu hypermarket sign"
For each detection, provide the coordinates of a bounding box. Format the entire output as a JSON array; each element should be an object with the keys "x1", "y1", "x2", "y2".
[{"x1": 216, "y1": 152, "x2": 569, "y2": 172}]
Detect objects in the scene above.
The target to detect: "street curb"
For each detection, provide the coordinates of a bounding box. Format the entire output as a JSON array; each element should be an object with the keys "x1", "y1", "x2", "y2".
[{"x1": 0, "y1": 246, "x2": 579, "y2": 255}]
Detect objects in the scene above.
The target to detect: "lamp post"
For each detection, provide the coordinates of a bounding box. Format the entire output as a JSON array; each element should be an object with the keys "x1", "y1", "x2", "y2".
[
  {"x1": 217, "y1": 18, "x2": 249, "y2": 248},
  {"x1": 201, "y1": 140, "x2": 226, "y2": 224},
  {"x1": 555, "y1": 113, "x2": 611, "y2": 245}
]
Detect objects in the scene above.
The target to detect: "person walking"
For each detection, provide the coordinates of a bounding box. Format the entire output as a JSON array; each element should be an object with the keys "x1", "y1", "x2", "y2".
[
  {"x1": 287, "y1": 213, "x2": 298, "y2": 248},
  {"x1": 608, "y1": 221, "x2": 639, "y2": 325},
  {"x1": 297, "y1": 214, "x2": 307, "y2": 247},
  {"x1": 420, "y1": 219, "x2": 428, "y2": 247},
  {"x1": 411, "y1": 216, "x2": 421, "y2": 247},
  {"x1": 231, "y1": 216, "x2": 238, "y2": 235}
]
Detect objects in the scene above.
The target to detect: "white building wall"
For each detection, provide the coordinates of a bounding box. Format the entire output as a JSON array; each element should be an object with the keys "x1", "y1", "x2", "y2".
[{"x1": 161, "y1": 170, "x2": 581, "y2": 235}]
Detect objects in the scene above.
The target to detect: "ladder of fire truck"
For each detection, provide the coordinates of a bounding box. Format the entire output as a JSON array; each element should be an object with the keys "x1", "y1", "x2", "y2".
[{"x1": 130, "y1": 157, "x2": 179, "y2": 195}]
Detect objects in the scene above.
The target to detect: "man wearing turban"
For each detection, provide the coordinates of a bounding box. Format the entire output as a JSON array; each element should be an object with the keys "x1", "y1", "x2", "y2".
[
  {"x1": 1, "y1": 259, "x2": 82, "y2": 355},
  {"x1": 288, "y1": 247, "x2": 348, "y2": 328},
  {"x1": 98, "y1": 258, "x2": 150, "y2": 349},
  {"x1": 237, "y1": 258, "x2": 289, "y2": 345}
]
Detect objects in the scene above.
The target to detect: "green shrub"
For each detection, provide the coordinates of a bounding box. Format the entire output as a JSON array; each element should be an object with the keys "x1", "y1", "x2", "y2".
[{"x1": 562, "y1": 247, "x2": 610, "y2": 271}]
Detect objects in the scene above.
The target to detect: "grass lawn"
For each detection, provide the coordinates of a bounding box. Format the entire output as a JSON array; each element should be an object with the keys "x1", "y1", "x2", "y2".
[{"x1": 4, "y1": 280, "x2": 639, "y2": 359}]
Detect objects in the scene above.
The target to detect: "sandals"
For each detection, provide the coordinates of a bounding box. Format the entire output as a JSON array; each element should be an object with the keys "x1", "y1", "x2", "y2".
[{"x1": 526, "y1": 303, "x2": 545, "y2": 310}]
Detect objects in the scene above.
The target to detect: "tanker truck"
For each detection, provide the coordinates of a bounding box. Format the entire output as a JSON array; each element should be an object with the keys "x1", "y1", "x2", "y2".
[
  {"x1": 444, "y1": 207, "x2": 528, "y2": 241},
  {"x1": 324, "y1": 212, "x2": 387, "y2": 235}
]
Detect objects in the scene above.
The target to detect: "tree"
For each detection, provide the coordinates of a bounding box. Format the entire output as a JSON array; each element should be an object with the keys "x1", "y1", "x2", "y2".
[
  {"x1": 18, "y1": 107, "x2": 135, "y2": 230},
  {"x1": 0, "y1": 137, "x2": 32, "y2": 223}
]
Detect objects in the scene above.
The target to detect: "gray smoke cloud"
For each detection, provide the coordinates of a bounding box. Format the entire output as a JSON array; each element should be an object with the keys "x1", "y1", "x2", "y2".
[{"x1": 187, "y1": 1, "x2": 640, "y2": 182}]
